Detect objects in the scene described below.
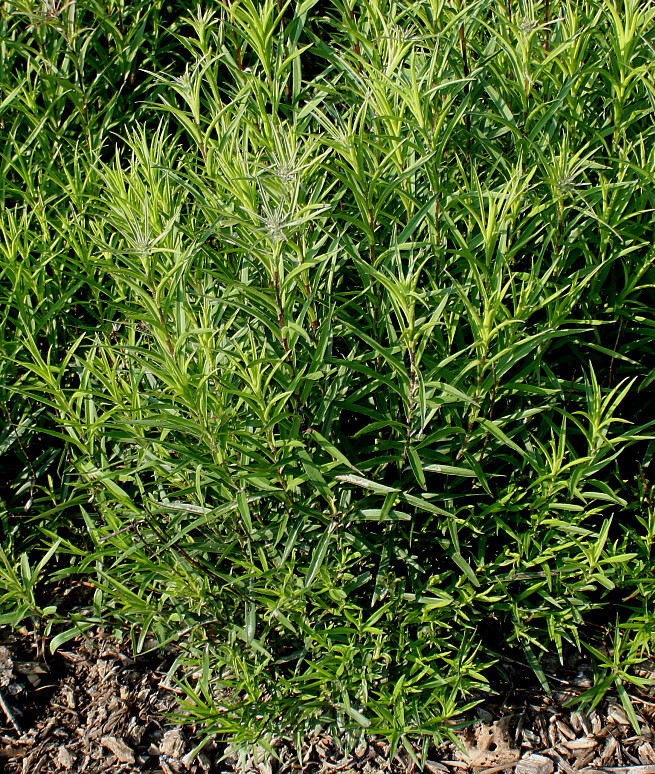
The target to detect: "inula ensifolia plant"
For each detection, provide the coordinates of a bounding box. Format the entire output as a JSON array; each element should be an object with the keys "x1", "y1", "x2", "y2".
[{"x1": 2, "y1": 0, "x2": 655, "y2": 757}]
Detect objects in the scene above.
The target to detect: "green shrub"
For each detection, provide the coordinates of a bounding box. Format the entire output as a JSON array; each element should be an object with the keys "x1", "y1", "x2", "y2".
[{"x1": 2, "y1": 0, "x2": 655, "y2": 760}]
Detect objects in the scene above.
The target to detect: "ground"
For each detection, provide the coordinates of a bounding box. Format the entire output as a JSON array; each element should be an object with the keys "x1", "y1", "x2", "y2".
[{"x1": 1, "y1": 627, "x2": 654, "y2": 774}]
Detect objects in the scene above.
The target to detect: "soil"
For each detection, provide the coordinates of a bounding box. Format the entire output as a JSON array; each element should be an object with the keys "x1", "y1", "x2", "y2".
[
  {"x1": 0, "y1": 626, "x2": 654, "y2": 774},
  {"x1": 0, "y1": 625, "x2": 208, "y2": 774}
]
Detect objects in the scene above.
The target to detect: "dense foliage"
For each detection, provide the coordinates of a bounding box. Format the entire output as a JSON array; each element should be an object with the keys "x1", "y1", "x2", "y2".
[{"x1": 2, "y1": 0, "x2": 655, "y2": 760}]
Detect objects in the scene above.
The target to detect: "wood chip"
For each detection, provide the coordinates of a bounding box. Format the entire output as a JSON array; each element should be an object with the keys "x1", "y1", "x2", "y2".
[
  {"x1": 602, "y1": 737, "x2": 619, "y2": 765},
  {"x1": 55, "y1": 746, "x2": 75, "y2": 770},
  {"x1": 516, "y1": 754, "x2": 555, "y2": 774},
  {"x1": 608, "y1": 707, "x2": 630, "y2": 726},
  {"x1": 576, "y1": 749, "x2": 599, "y2": 770},
  {"x1": 99, "y1": 736, "x2": 135, "y2": 764},
  {"x1": 584, "y1": 767, "x2": 655, "y2": 774},
  {"x1": 0, "y1": 691, "x2": 21, "y2": 733},
  {"x1": 0, "y1": 746, "x2": 27, "y2": 759},
  {"x1": 474, "y1": 761, "x2": 520, "y2": 774},
  {"x1": 638, "y1": 744, "x2": 655, "y2": 765},
  {"x1": 566, "y1": 739, "x2": 598, "y2": 751},
  {"x1": 60, "y1": 685, "x2": 75, "y2": 710},
  {"x1": 458, "y1": 719, "x2": 519, "y2": 768},
  {"x1": 557, "y1": 722, "x2": 578, "y2": 741},
  {"x1": 570, "y1": 713, "x2": 586, "y2": 734},
  {"x1": 547, "y1": 748, "x2": 577, "y2": 774},
  {"x1": 14, "y1": 663, "x2": 48, "y2": 688},
  {"x1": 0, "y1": 648, "x2": 13, "y2": 688},
  {"x1": 426, "y1": 762, "x2": 451, "y2": 774},
  {"x1": 548, "y1": 717, "x2": 559, "y2": 749},
  {"x1": 590, "y1": 710, "x2": 604, "y2": 735},
  {"x1": 159, "y1": 727, "x2": 185, "y2": 759}
]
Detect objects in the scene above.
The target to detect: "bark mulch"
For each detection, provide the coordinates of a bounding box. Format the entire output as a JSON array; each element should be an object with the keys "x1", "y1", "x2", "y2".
[{"x1": 1, "y1": 626, "x2": 654, "y2": 774}]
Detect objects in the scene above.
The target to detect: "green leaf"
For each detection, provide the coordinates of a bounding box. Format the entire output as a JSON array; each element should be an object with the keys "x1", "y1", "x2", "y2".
[
  {"x1": 424, "y1": 464, "x2": 477, "y2": 477},
  {"x1": 407, "y1": 446, "x2": 427, "y2": 490},
  {"x1": 304, "y1": 524, "x2": 335, "y2": 587},
  {"x1": 337, "y1": 704, "x2": 372, "y2": 728},
  {"x1": 335, "y1": 475, "x2": 399, "y2": 495}
]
